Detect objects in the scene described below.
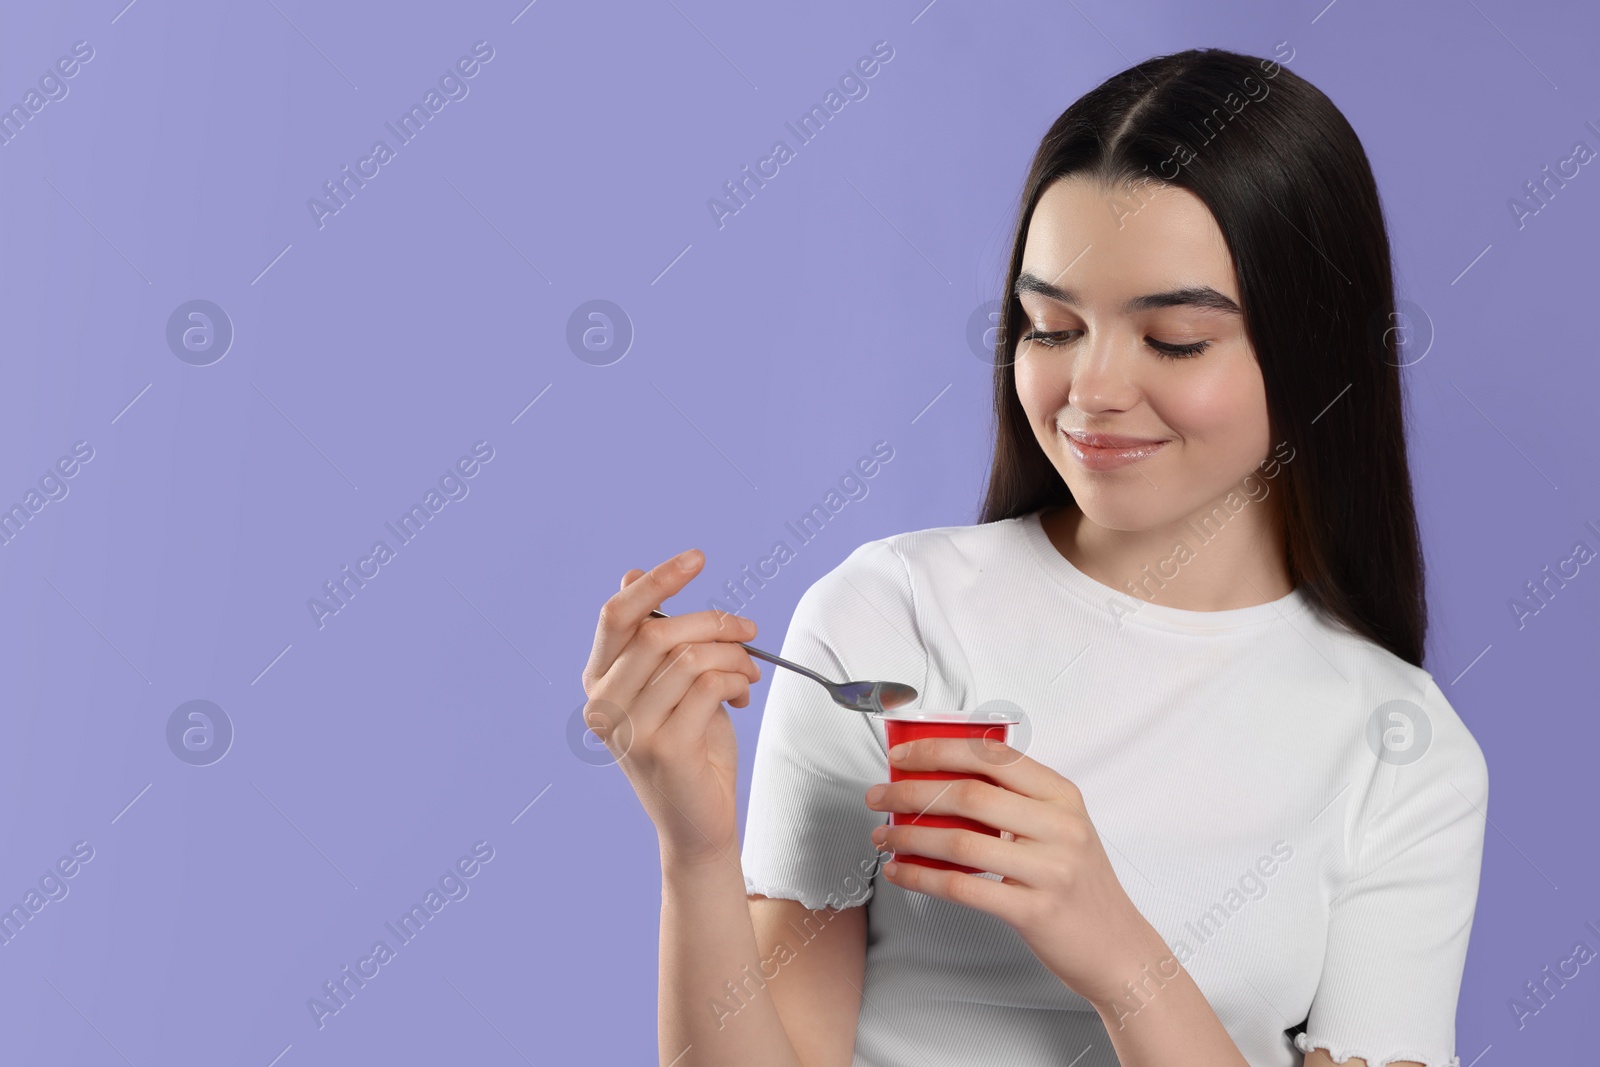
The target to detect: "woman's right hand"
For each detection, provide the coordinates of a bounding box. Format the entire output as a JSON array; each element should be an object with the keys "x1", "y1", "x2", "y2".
[{"x1": 581, "y1": 548, "x2": 763, "y2": 869}]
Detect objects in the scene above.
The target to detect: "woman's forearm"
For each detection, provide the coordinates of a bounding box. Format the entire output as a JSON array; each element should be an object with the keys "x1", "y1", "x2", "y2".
[
  {"x1": 658, "y1": 852, "x2": 803, "y2": 1067},
  {"x1": 1088, "y1": 941, "x2": 1250, "y2": 1067}
]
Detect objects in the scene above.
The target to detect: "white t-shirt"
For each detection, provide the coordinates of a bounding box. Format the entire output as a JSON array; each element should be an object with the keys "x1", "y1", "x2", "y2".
[{"x1": 739, "y1": 510, "x2": 1488, "y2": 1067}]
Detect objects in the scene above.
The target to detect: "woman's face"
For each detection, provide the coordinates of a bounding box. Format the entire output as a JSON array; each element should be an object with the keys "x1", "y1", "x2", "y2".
[{"x1": 1012, "y1": 176, "x2": 1273, "y2": 532}]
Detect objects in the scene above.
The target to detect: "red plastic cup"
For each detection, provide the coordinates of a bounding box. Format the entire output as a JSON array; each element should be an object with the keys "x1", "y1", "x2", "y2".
[{"x1": 880, "y1": 708, "x2": 1021, "y2": 874}]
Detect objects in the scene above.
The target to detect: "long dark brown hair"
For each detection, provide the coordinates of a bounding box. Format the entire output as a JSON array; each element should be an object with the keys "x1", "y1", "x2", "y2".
[{"x1": 979, "y1": 46, "x2": 1427, "y2": 667}]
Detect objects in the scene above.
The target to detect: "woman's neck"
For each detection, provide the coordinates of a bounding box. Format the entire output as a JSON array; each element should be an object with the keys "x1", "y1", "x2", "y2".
[{"x1": 1041, "y1": 491, "x2": 1294, "y2": 612}]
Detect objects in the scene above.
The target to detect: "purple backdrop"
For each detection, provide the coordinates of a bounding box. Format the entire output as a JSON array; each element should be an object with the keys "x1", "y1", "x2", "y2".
[{"x1": 0, "y1": 0, "x2": 1595, "y2": 1063}]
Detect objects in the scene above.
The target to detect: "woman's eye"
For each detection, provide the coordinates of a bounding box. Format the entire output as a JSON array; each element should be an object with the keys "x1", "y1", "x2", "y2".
[
  {"x1": 1020, "y1": 329, "x2": 1076, "y2": 349},
  {"x1": 1019, "y1": 329, "x2": 1211, "y2": 359},
  {"x1": 1147, "y1": 338, "x2": 1211, "y2": 359}
]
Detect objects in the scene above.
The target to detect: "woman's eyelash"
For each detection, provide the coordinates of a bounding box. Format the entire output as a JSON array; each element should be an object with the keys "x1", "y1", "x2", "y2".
[{"x1": 1020, "y1": 329, "x2": 1211, "y2": 359}]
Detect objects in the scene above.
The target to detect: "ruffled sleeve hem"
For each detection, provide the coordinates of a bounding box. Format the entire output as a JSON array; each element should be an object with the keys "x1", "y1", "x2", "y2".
[
  {"x1": 741, "y1": 875, "x2": 872, "y2": 913},
  {"x1": 1293, "y1": 1032, "x2": 1460, "y2": 1067}
]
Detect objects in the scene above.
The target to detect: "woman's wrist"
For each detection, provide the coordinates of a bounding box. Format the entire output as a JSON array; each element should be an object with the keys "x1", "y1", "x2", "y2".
[
  {"x1": 1075, "y1": 916, "x2": 1180, "y2": 1015},
  {"x1": 659, "y1": 840, "x2": 745, "y2": 885},
  {"x1": 1085, "y1": 940, "x2": 1185, "y2": 1020},
  {"x1": 1090, "y1": 960, "x2": 1250, "y2": 1066}
]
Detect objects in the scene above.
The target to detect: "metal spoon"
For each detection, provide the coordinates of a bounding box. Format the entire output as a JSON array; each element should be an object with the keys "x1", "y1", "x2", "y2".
[{"x1": 647, "y1": 608, "x2": 918, "y2": 714}]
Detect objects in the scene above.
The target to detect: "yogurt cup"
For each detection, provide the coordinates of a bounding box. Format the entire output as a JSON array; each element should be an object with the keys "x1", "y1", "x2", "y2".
[{"x1": 877, "y1": 707, "x2": 1021, "y2": 874}]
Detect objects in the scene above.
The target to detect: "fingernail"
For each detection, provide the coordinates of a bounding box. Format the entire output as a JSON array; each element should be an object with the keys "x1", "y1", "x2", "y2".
[
  {"x1": 677, "y1": 548, "x2": 702, "y2": 570},
  {"x1": 889, "y1": 744, "x2": 909, "y2": 762},
  {"x1": 865, "y1": 784, "x2": 886, "y2": 804}
]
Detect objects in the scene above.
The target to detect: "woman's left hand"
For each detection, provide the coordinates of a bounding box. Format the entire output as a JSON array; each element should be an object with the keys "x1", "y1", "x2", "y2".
[{"x1": 863, "y1": 735, "x2": 1169, "y2": 1009}]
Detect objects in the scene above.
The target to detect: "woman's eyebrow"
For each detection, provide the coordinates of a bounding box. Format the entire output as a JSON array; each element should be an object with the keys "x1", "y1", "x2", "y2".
[{"x1": 1014, "y1": 271, "x2": 1241, "y2": 315}]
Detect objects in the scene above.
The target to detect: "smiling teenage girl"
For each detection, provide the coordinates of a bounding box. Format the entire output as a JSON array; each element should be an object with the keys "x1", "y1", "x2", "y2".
[{"x1": 582, "y1": 46, "x2": 1487, "y2": 1067}]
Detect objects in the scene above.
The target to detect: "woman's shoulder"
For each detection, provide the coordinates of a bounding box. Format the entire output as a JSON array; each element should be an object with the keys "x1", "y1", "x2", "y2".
[
  {"x1": 1309, "y1": 620, "x2": 1490, "y2": 794},
  {"x1": 789, "y1": 516, "x2": 1027, "y2": 640},
  {"x1": 826, "y1": 515, "x2": 1031, "y2": 583}
]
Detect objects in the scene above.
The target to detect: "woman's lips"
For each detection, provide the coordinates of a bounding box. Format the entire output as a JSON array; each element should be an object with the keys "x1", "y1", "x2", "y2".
[{"x1": 1059, "y1": 427, "x2": 1169, "y2": 471}]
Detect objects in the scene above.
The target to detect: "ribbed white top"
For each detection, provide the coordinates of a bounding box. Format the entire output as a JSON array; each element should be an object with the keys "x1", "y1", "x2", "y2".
[{"x1": 739, "y1": 511, "x2": 1487, "y2": 1067}]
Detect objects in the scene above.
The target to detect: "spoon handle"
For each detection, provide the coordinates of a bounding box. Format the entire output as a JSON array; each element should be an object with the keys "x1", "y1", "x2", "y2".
[{"x1": 647, "y1": 609, "x2": 838, "y2": 691}]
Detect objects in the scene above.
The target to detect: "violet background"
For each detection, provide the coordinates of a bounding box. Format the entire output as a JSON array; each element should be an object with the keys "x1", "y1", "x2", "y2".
[{"x1": 0, "y1": 0, "x2": 1595, "y2": 1063}]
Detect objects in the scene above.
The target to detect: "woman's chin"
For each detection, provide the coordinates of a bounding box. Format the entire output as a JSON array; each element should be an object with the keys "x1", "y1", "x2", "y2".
[{"x1": 1066, "y1": 489, "x2": 1211, "y2": 536}]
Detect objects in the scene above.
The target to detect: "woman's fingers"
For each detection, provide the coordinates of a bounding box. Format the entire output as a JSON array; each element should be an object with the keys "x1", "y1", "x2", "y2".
[
  {"x1": 585, "y1": 549, "x2": 703, "y2": 690},
  {"x1": 870, "y1": 844, "x2": 1017, "y2": 915},
  {"x1": 608, "y1": 639, "x2": 760, "y2": 742},
  {"x1": 600, "y1": 610, "x2": 758, "y2": 709},
  {"x1": 873, "y1": 823, "x2": 1035, "y2": 885},
  {"x1": 653, "y1": 668, "x2": 756, "y2": 753},
  {"x1": 886, "y1": 735, "x2": 1075, "y2": 806},
  {"x1": 584, "y1": 551, "x2": 756, "y2": 696},
  {"x1": 864, "y1": 774, "x2": 1055, "y2": 842}
]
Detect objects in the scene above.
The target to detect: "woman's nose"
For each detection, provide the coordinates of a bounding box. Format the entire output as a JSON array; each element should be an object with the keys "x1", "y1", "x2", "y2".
[{"x1": 1066, "y1": 330, "x2": 1140, "y2": 414}]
